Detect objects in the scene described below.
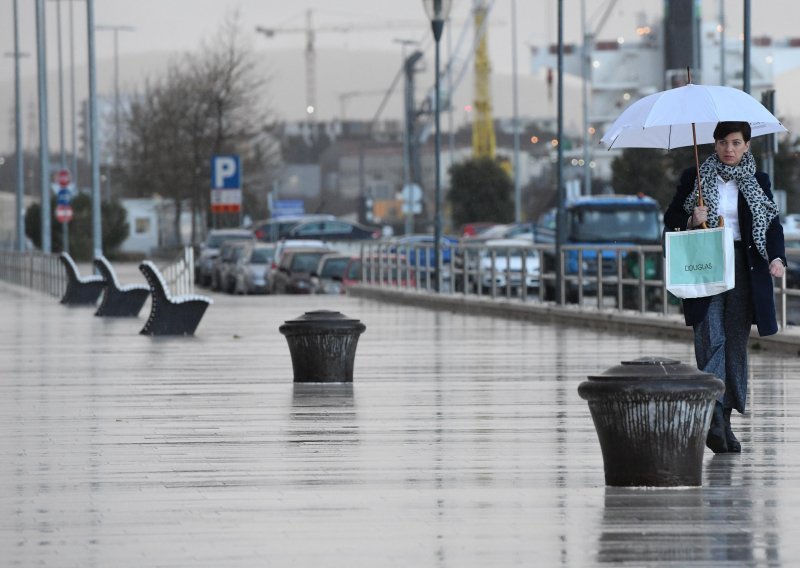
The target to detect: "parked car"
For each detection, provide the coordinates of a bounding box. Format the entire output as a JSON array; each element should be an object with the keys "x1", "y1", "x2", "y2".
[
  {"x1": 270, "y1": 248, "x2": 333, "y2": 294},
  {"x1": 459, "y1": 222, "x2": 498, "y2": 238},
  {"x1": 467, "y1": 238, "x2": 540, "y2": 294},
  {"x1": 340, "y1": 257, "x2": 364, "y2": 289},
  {"x1": 195, "y1": 228, "x2": 253, "y2": 286},
  {"x1": 310, "y1": 254, "x2": 353, "y2": 295},
  {"x1": 392, "y1": 234, "x2": 459, "y2": 266},
  {"x1": 251, "y1": 214, "x2": 335, "y2": 242},
  {"x1": 460, "y1": 224, "x2": 513, "y2": 243},
  {"x1": 232, "y1": 243, "x2": 275, "y2": 294},
  {"x1": 266, "y1": 239, "x2": 336, "y2": 293},
  {"x1": 359, "y1": 253, "x2": 417, "y2": 289},
  {"x1": 211, "y1": 240, "x2": 251, "y2": 293},
  {"x1": 286, "y1": 219, "x2": 381, "y2": 241},
  {"x1": 500, "y1": 222, "x2": 538, "y2": 242}
]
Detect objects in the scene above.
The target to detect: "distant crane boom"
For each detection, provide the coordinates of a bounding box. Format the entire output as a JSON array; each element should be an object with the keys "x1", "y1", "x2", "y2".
[{"x1": 255, "y1": 10, "x2": 419, "y2": 123}]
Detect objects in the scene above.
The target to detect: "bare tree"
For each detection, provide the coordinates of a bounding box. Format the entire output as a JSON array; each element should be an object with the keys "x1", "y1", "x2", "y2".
[{"x1": 119, "y1": 15, "x2": 280, "y2": 245}]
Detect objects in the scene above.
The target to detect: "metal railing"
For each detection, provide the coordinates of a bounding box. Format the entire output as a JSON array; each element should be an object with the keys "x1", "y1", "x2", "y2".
[
  {"x1": 361, "y1": 240, "x2": 800, "y2": 329},
  {"x1": 0, "y1": 251, "x2": 65, "y2": 297},
  {"x1": 0, "y1": 247, "x2": 195, "y2": 299},
  {"x1": 160, "y1": 246, "x2": 195, "y2": 296}
]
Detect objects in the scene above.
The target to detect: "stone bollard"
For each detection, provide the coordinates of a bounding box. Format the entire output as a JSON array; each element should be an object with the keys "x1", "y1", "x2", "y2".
[
  {"x1": 578, "y1": 356, "x2": 724, "y2": 487},
  {"x1": 279, "y1": 310, "x2": 366, "y2": 383}
]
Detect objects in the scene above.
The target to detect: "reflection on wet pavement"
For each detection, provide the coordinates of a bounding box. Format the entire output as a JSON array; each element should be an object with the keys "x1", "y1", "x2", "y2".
[{"x1": 1, "y1": 281, "x2": 799, "y2": 566}]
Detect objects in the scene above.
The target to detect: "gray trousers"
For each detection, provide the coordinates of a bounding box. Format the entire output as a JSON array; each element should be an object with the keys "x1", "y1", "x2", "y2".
[{"x1": 693, "y1": 248, "x2": 752, "y2": 413}]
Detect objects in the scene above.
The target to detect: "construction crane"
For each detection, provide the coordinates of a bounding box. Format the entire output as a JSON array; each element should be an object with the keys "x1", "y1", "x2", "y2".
[
  {"x1": 471, "y1": 0, "x2": 496, "y2": 159},
  {"x1": 255, "y1": 10, "x2": 419, "y2": 123}
]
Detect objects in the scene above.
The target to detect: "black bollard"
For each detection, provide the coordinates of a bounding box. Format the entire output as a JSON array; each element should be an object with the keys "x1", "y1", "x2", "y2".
[
  {"x1": 578, "y1": 357, "x2": 724, "y2": 487},
  {"x1": 279, "y1": 310, "x2": 366, "y2": 383}
]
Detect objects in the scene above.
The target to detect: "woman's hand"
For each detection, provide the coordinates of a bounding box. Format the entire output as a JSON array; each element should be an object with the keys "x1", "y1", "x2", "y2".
[
  {"x1": 691, "y1": 206, "x2": 708, "y2": 228},
  {"x1": 770, "y1": 258, "x2": 786, "y2": 278}
]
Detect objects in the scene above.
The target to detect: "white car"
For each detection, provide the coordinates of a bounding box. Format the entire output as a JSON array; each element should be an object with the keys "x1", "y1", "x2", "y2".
[{"x1": 474, "y1": 239, "x2": 540, "y2": 293}]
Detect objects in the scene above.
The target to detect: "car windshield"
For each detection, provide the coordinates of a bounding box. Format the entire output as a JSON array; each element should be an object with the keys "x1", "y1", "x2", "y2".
[
  {"x1": 290, "y1": 252, "x2": 327, "y2": 272},
  {"x1": 250, "y1": 248, "x2": 274, "y2": 263},
  {"x1": 320, "y1": 257, "x2": 350, "y2": 278},
  {"x1": 568, "y1": 207, "x2": 662, "y2": 243}
]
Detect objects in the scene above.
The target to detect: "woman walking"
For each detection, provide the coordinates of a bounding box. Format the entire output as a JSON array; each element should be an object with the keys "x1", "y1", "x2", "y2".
[{"x1": 664, "y1": 121, "x2": 786, "y2": 453}]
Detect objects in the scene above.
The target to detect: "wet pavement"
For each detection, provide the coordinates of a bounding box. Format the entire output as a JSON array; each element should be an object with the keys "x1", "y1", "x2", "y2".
[{"x1": 2, "y1": 266, "x2": 800, "y2": 567}]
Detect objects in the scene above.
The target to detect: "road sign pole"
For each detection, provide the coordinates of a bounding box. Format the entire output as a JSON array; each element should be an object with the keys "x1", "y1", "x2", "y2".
[
  {"x1": 62, "y1": 218, "x2": 69, "y2": 253},
  {"x1": 56, "y1": 169, "x2": 72, "y2": 253}
]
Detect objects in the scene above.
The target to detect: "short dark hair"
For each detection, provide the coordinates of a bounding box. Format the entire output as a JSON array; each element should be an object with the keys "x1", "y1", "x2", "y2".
[{"x1": 714, "y1": 121, "x2": 751, "y2": 142}]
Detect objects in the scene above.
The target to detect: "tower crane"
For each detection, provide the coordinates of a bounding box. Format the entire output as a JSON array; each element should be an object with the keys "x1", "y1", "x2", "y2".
[
  {"x1": 471, "y1": 0, "x2": 495, "y2": 159},
  {"x1": 255, "y1": 10, "x2": 419, "y2": 123}
]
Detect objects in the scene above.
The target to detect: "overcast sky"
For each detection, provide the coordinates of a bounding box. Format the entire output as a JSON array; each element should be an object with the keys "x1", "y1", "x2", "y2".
[
  {"x1": 3, "y1": 1, "x2": 796, "y2": 75},
  {"x1": 1, "y1": 0, "x2": 669, "y2": 74},
  {"x1": 2, "y1": 0, "x2": 800, "y2": 155}
]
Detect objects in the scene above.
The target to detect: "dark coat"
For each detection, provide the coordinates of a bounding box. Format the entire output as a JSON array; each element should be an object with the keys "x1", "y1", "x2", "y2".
[{"x1": 664, "y1": 166, "x2": 786, "y2": 337}]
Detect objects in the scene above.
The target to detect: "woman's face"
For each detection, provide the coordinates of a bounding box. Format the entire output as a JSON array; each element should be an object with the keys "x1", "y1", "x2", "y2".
[{"x1": 715, "y1": 131, "x2": 750, "y2": 166}]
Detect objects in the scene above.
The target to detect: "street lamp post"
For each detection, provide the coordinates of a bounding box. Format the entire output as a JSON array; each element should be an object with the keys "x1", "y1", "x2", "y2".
[
  {"x1": 395, "y1": 37, "x2": 419, "y2": 237},
  {"x1": 511, "y1": 0, "x2": 521, "y2": 223},
  {"x1": 11, "y1": 0, "x2": 26, "y2": 251},
  {"x1": 555, "y1": 0, "x2": 566, "y2": 303},
  {"x1": 86, "y1": 0, "x2": 101, "y2": 256},
  {"x1": 422, "y1": 0, "x2": 452, "y2": 293},
  {"x1": 95, "y1": 24, "x2": 134, "y2": 201},
  {"x1": 35, "y1": 0, "x2": 52, "y2": 254}
]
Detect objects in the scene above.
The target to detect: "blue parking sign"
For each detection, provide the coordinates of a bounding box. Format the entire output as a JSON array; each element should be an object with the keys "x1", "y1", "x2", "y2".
[
  {"x1": 211, "y1": 155, "x2": 241, "y2": 189},
  {"x1": 57, "y1": 188, "x2": 72, "y2": 205}
]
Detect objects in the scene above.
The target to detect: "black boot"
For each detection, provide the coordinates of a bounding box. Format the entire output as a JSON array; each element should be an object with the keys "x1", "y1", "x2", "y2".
[
  {"x1": 723, "y1": 408, "x2": 742, "y2": 453},
  {"x1": 706, "y1": 401, "x2": 728, "y2": 453}
]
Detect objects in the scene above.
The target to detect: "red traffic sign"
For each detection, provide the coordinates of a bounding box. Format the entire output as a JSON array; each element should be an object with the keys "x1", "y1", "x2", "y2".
[
  {"x1": 56, "y1": 204, "x2": 73, "y2": 223},
  {"x1": 56, "y1": 168, "x2": 71, "y2": 188}
]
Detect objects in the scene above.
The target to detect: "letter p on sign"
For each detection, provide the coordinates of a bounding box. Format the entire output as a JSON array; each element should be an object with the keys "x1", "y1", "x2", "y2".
[{"x1": 212, "y1": 155, "x2": 241, "y2": 189}]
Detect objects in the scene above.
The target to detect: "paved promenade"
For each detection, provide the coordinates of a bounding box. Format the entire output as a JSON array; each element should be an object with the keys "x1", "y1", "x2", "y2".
[{"x1": 2, "y1": 265, "x2": 800, "y2": 567}]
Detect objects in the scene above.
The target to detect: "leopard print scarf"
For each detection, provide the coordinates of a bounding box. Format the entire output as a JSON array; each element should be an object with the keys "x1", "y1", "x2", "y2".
[{"x1": 683, "y1": 151, "x2": 778, "y2": 260}]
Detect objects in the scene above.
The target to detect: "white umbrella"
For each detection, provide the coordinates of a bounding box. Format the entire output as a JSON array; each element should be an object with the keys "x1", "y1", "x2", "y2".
[
  {"x1": 601, "y1": 83, "x2": 787, "y2": 150},
  {"x1": 601, "y1": 82, "x2": 788, "y2": 216}
]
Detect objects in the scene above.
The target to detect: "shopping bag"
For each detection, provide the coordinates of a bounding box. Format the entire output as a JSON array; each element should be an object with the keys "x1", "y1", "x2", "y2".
[{"x1": 664, "y1": 226, "x2": 735, "y2": 299}]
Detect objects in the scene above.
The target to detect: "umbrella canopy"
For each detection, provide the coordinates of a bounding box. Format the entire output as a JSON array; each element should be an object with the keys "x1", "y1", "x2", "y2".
[{"x1": 601, "y1": 83, "x2": 787, "y2": 150}]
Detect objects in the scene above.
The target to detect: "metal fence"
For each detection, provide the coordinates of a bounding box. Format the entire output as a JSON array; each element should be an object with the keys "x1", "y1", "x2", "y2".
[
  {"x1": 0, "y1": 251, "x2": 66, "y2": 297},
  {"x1": 160, "y1": 247, "x2": 195, "y2": 296},
  {"x1": 0, "y1": 247, "x2": 195, "y2": 298},
  {"x1": 360, "y1": 240, "x2": 800, "y2": 330}
]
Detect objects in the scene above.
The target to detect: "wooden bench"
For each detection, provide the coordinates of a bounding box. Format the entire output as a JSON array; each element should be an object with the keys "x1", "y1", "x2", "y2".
[
  {"x1": 59, "y1": 252, "x2": 105, "y2": 306},
  {"x1": 138, "y1": 260, "x2": 212, "y2": 336},
  {"x1": 93, "y1": 256, "x2": 150, "y2": 317}
]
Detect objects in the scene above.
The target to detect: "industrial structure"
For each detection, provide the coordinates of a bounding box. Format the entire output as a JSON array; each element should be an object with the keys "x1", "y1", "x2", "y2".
[
  {"x1": 471, "y1": 0, "x2": 496, "y2": 160},
  {"x1": 531, "y1": 0, "x2": 800, "y2": 196},
  {"x1": 255, "y1": 10, "x2": 419, "y2": 124}
]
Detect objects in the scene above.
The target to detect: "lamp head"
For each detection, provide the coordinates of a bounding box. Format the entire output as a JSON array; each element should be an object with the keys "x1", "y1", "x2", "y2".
[{"x1": 422, "y1": 0, "x2": 452, "y2": 23}]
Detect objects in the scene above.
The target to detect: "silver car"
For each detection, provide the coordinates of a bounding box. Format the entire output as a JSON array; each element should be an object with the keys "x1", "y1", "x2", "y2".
[
  {"x1": 232, "y1": 243, "x2": 275, "y2": 294},
  {"x1": 195, "y1": 228, "x2": 254, "y2": 287},
  {"x1": 311, "y1": 254, "x2": 353, "y2": 295}
]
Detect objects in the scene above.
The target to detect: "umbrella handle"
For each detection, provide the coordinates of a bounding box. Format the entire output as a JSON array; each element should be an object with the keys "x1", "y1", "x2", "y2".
[{"x1": 691, "y1": 121, "x2": 708, "y2": 229}]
